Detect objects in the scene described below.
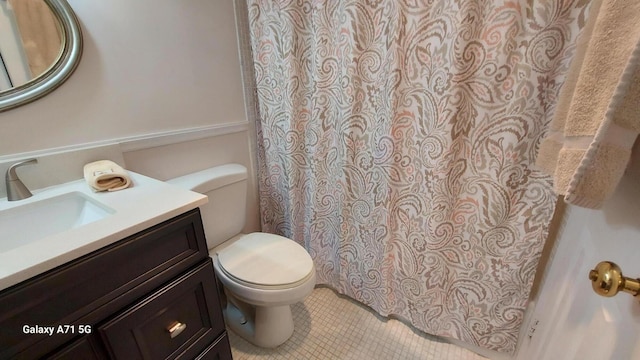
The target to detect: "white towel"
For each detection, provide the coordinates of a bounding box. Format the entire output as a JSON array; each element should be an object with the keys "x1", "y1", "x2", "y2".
[
  {"x1": 536, "y1": 0, "x2": 640, "y2": 209},
  {"x1": 83, "y1": 160, "x2": 132, "y2": 192}
]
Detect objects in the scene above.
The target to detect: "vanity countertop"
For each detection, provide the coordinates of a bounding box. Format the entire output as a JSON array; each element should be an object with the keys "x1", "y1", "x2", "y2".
[{"x1": 0, "y1": 172, "x2": 207, "y2": 291}]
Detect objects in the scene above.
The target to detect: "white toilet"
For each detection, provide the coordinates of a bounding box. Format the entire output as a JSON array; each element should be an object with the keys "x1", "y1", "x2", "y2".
[{"x1": 167, "y1": 164, "x2": 315, "y2": 348}]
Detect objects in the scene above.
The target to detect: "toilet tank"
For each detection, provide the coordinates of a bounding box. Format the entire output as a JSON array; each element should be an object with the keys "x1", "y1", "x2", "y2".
[{"x1": 166, "y1": 164, "x2": 248, "y2": 249}]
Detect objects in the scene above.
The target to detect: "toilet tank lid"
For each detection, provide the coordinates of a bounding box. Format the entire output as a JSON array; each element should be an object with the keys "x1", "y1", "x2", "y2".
[{"x1": 166, "y1": 164, "x2": 247, "y2": 193}]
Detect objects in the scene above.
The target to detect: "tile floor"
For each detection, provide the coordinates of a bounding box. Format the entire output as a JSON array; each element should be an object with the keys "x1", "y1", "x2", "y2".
[{"x1": 228, "y1": 287, "x2": 487, "y2": 360}]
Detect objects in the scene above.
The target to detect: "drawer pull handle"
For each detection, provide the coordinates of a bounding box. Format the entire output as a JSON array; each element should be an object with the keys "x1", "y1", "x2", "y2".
[{"x1": 167, "y1": 321, "x2": 187, "y2": 339}]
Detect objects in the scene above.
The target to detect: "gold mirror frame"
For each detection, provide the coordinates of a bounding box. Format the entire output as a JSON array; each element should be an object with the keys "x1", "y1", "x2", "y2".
[{"x1": 0, "y1": 0, "x2": 82, "y2": 112}]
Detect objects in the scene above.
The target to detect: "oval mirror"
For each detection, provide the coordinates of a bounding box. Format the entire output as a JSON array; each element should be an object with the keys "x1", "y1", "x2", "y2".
[{"x1": 0, "y1": 0, "x2": 81, "y2": 112}]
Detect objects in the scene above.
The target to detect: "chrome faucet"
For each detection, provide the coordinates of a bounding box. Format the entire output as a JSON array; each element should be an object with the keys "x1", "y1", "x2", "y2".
[{"x1": 5, "y1": 158, "x2": 38, "y2": 201}]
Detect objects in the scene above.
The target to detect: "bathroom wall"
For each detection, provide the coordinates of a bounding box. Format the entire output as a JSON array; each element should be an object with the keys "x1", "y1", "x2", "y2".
[
  {"x1": 0, "y1": 0, "x2": 260, "y2": 231},
  {"x1": 0, "y1": 0, "x2": 245, "y2": 153}
]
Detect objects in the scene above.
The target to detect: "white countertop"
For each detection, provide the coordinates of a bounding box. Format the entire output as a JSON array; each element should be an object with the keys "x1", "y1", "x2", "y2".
[{"x1": 0, "y1": 172, "x2": 207, "y2": 291}]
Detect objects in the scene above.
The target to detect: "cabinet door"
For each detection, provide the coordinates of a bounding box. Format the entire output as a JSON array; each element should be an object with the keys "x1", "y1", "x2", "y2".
[
  {"x1": 99, "y1": 261, "x2": 225, "y2": 360},
  {"x1": 46, "y1": 336, "x2": 107, "y2": 360},
  {"x1": 195, "y1": 334, "x2": 233, "y2": 360}
]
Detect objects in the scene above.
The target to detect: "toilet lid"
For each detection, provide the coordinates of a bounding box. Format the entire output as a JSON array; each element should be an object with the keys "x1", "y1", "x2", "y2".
[{"x1": 217, "y1": 233, "x2": 314, "y2": 286}]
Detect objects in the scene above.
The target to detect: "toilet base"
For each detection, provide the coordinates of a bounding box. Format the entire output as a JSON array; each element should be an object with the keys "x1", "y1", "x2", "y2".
[{"x1": 224, "y1": 293, "x2": 295, "y2": 348}]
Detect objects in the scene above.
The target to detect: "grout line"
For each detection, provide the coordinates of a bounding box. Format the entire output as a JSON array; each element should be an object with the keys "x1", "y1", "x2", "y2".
[{"x1": 227, "y1": 287, "x2": 488, "y2": 360}]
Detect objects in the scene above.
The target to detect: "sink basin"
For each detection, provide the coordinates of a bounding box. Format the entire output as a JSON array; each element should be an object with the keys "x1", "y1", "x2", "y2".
[
  {"x1": 0, "y1": 191, "x2": 115, "y2": 253},
  {"x1": 0, "y1": 171, "x2": 208, "y2": 291}
]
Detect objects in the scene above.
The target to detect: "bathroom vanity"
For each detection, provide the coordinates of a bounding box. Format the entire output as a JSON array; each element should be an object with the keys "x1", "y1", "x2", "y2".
[
  {"x1": 0, "y1": 173, "x2": 232, "y2": 359},
  {"x1": 0, "y1": 209, "x2": 232, "y2": 359}
]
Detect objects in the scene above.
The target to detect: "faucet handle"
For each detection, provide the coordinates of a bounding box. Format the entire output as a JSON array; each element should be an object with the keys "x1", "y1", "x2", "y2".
[
  {"x1": 6, "y1": 158, "x2": 38, "y2": 181},
  {"x1": 6, "y1": 158, "x2": 38, "y2": 201}
]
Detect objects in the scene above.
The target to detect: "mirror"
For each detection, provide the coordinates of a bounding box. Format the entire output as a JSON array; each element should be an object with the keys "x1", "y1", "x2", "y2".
[{"x1": 0, "y1": 0, "x2": 81, "y2": 112}]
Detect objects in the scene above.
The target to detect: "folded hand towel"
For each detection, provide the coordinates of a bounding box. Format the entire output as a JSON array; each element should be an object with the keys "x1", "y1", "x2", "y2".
[
  {"x1": 536, "y1": 0, "x2": 640, "y2": 209},
  {"x1": 83, "y1": 160, "x2": 132, "y2": 192}
]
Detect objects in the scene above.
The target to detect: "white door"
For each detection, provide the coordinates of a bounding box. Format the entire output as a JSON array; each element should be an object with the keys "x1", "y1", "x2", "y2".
[{"x1": 517, "y1": 155, "x2": 640, "y2": 360}]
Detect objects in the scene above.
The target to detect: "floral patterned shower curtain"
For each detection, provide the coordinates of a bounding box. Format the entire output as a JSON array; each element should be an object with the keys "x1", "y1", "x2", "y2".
[{"x1": 247, "y1": 0, "x2": 589, "y2": 353}]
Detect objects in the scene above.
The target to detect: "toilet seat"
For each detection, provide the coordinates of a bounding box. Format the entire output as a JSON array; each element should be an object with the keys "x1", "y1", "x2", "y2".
[{"x1": 216, "y1": 233, "x2": 314, "y2": 289}]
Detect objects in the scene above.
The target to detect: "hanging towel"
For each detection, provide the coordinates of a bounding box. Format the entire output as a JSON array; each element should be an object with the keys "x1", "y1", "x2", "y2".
[
  {"x1": 83, "y1": 160, "x2": 132, "y2": 192},
  {"x1": 536, "y1": 0, "x2": 640, "y2": 209}
]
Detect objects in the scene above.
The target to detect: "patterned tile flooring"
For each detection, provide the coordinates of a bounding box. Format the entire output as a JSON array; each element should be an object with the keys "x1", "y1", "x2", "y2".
[{"x1": 228, "y1": 287, "x2": 488, "y2": 360}]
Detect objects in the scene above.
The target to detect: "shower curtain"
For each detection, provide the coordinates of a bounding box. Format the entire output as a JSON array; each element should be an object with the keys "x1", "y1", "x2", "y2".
[{"x1": 246, "y1": 0, "x2": 590, "y2": 353}]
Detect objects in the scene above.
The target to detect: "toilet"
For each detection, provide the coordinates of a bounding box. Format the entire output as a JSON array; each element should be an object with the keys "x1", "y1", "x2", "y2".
[{"x1": 167, "y1": 164, "x2": 315, "y2": 348}]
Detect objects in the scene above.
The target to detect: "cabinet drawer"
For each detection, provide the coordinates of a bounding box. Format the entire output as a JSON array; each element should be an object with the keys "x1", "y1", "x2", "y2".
[
  {"x1": 0, "y1": 209, "x2": 208, "y2": 359},
  {"x1": 99, "y1": 261, "x2": 224, "y2": 360}
]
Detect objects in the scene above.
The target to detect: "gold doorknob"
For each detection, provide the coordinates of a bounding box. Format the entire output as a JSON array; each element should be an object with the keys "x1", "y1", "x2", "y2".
[{"x1": 588, "y1": 261, "x2": 640, "y2": 297}]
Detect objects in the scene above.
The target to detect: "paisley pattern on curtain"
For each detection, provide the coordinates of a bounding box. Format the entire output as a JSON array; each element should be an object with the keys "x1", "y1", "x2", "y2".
[{"x1": 247, "y1": 0, "x2": 590, "y2": 353}]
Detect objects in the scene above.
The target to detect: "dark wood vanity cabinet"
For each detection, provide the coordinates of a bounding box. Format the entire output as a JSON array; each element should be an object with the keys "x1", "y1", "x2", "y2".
[{"x1": 0, "y1": 208, "x2": 232, "y2": 360}]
